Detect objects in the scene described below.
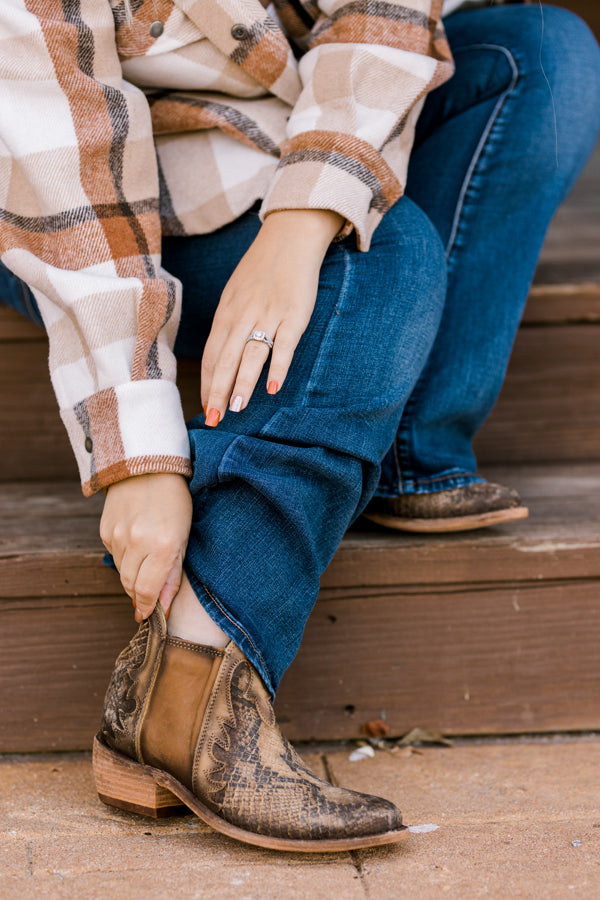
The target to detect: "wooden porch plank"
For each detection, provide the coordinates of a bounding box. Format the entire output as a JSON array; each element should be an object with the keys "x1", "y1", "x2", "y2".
[
  {"x1": 1, "y1": 576, "x2": 600, "y2": 751},
  {"x1": 2, "y1": 465, "x2": 600, "y2": 598}
]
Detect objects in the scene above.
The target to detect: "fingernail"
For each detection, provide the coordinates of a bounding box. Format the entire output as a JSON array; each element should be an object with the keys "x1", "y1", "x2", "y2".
[
  {"x1": 230, "y1": 395, "x2": 243, "y2": 413},
  {"x1": 165, "y1": 605, "x2": 171, "y2": 622},
  {"x1": 203, "y1": 404, "x2": 207, "y2": 416},
  {"x1": 267, "y1": 381, "x2": 278, "y2": 395},
  {"x1": 206, "y1": 408, "x2": 220, "y2": 427},
  {"x1": 132, "y1": 599, "x2": 137, "y2": 610}
]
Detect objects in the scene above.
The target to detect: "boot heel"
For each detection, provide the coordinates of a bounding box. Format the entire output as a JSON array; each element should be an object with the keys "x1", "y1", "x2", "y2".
[{"x1": 93, "y1": 736, "x2": 187, "y2": 818}]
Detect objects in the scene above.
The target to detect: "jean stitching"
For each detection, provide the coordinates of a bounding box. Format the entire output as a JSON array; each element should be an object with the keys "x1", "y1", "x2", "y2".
[
  {"x1": 302, "y1": 246, "x2": 351, "y2": 405},
  {"x1": 445, "y1": 43, "x2": 520, "y2": 260},
  {"x1": 411, "y1": 470, "x2": 479, "y2": 487},
  {"x1": 392, "y1": 389, "x2": 422, "y2": 491},
  {"x1": 184, "y1": 565, "x2": 272, "y2": 692},
  {"x1": 392, "y1": 44, "x2": 520, "y2": 493}
]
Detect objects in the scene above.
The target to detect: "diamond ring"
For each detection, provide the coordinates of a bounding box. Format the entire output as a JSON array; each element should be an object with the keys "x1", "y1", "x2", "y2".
[{"x1": 245, "y1": 330, "x2": 274, "y2": 349}]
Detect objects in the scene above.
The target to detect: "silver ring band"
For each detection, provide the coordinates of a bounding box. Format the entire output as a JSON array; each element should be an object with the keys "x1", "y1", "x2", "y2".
[{"x1": 245, "y1": 329, "x2": 274, "y2": 349}]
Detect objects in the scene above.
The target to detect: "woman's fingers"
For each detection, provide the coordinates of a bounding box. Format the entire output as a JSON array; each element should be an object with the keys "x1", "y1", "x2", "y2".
[
  {"x1": 265, "y1": 323, "x2": 301, "y2": 398},
  {"x1": 226, "y1": 333, "x2": 274, "y2": 413},
  {"x1": 117, "y1": 547, "x2": 145, "y2": 620},
  {"x1": 203, "y1": 324, "x2": 275, "y2": 422},
  {"x1": 200, "y1": 326, "x2": 229, "y2": 413},
  {"x1": 204, "y1": 330, "x2": 260, "y2": 422},
  {"x1": 200, "y1": 209, "x2": 337, "y2": 421},
  {"x1": 120, "y1": 549, "x2": 182, "y2": 623},
  {"x1": 100, "y1": 473, "x2": 193, "y2": 622},
  {"x1": 158, "y1": 557, "x2": 184, "y2": 617}
]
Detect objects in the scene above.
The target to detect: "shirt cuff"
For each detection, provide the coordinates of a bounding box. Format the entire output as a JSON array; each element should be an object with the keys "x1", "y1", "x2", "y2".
[
  {"x1": 61, "y1": 379, "x2": 192, "y2": 496},
  {"x1": 260, "y1": 131, "x2": 403, "y2": 251}
]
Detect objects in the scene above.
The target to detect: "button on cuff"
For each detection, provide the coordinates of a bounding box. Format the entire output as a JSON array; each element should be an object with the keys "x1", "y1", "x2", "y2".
[
  {"x1": 84, "y1": 436, "x2": 93, "y2": 453},
  {"x1": 149, "y1": 20, "x2": 164, "y2": 38}
]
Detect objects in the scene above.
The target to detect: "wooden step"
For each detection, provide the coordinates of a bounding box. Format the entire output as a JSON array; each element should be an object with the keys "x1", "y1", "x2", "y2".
[{"x1": 1, "y1": 463, "x2": 600, "y2": 752}]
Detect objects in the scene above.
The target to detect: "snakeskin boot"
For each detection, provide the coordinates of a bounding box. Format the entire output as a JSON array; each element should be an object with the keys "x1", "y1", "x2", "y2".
[
  {"x1": 364, "y1": 481, "x2": 529, "y2": 532},
  {"x1": 93, "y1": 605, "x2": 408, "y2": 852}
]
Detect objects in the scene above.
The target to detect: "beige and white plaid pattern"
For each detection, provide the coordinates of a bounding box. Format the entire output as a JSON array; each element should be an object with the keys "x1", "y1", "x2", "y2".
[{"x1": 0, "y1": 0, "x2": 456, "y2": 494}]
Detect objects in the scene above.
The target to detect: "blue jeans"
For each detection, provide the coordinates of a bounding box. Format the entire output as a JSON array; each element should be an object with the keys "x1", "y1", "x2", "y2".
[
  {"x1": 2, "y1": 6, "x2": 599, "y2": 694},
  {"x1": 380, "y1": 3, "x2": 600, "y2": 494}
]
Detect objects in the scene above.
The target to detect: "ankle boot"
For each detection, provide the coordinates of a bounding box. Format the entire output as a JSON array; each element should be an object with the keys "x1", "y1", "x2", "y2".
[
  {"x1": 364, "y1": 481, "x2": 529, "y2": 532},
  {"x1": 93, "y1": 606, "x2": 408, "y2": 852}
]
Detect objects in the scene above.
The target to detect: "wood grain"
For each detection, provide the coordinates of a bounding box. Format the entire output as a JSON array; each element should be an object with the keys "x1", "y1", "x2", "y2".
[
  {"x1": 2, "y1": 466, "x2": 600, "y2": 598},
  {"x1": 276, "y1": 578, "x2": 600, "y2": 740},
  {"x1": 523, "y1": 283, "x2": 600, "y2": 324},
  {"x1": 0, "y1": 306, "x2": 44, "y2": 341},
  {"x1": 474, "y1": 324, "x2": 600, "y2": 464},
  {"x1": 2, "y1": 578, "x2": 600, "y2": 751},
  {"x1": 1, "y1": 466, "x2": 600, "y2": 750}
]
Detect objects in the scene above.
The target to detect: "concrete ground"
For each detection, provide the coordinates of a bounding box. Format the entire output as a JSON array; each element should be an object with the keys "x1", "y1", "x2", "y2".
[{"x1": 1, "y1": 736, "x2": 599, "y2": 900}]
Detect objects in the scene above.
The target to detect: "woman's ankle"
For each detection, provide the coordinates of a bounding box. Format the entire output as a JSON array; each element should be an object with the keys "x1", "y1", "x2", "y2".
[{"x1": 166, "y1": 573, "x2": 229, "y2": 647}]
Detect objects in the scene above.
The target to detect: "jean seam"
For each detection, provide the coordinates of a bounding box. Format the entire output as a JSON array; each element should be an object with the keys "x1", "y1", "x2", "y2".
[
  {"x1": 409, "y1": 470, "x2": 480, "y2": 488},
  {"x1": 445, "y1": 43, "x2": 520, "y2": 260},
  {"x1": 184, "y1": 565, "x2": 274, "y2": 697},
  {"x1": 301, "y1": 246, "x2": 351, "y2": 406},
  {"x1": 391, "y1": 44, "x2": 520, "y2": 494}
]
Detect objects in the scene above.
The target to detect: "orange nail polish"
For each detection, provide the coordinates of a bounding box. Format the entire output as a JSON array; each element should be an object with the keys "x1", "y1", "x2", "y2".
[
  {"x1": 206, "y1": 408, "x2": 220, "y2": 427},
  {"x1": 267, "y1": 381, "x2": 278, "y2": 395},
  {"x1": 132, "y1": 599, "x2": 137, "y2": 610},
  {"x1": 165, "y1": 605, "x2": 171, "y2": 622},
  {"x1": 203, "y1": 404, "x2": 207, "y2": 416}
]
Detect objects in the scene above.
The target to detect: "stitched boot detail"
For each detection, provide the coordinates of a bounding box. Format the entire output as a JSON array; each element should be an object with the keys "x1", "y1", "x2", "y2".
[
  {"x1": 192, "y1": 647, "x2": 402, "y2": 840},
  {"x1": 99, "y1": 610, "x2": 167, "y2": 762}
]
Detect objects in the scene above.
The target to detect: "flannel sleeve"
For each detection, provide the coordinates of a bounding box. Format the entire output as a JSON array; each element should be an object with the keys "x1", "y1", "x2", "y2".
[
  {"x1": 0, "y1": 0, "x2": 191, "y2": 496},
  {"x1": 260, "y1": 0, "x2": 455, "y2": 249}
]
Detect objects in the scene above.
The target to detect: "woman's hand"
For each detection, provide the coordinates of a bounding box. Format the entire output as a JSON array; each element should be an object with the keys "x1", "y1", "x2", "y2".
[
  {"x1": 100, "y1": 473, "x2": 193, "y2": 623},
  {"x1": 201, "y1": 208, "x2": 344, "y2": 422}
]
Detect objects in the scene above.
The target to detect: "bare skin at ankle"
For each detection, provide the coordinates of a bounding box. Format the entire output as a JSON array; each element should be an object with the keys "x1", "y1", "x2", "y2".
[{"x1": 166, "y1": 573, "x2": 229, "y2": 647}]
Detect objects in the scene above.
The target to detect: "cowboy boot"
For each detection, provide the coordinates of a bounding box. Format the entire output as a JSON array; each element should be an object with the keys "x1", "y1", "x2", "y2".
[
  {"x1": 93, "y1": 605, "x2": 408, "y2": 852},
  {"x1": 364, "y1": 481, "x2": 529, "y2": 533}
]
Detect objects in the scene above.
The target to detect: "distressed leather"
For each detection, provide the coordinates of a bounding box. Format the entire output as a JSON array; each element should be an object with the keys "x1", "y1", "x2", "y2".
[
  {"x1": 141, "y1": 638, "x2": 224, "y2": 790},
  {"x1": 192, "y1": 643, "x2": 401, "y2": 839},
  {"x1": 100, "y1": 606, "x2": 403, "y2": 841},
  {"x1": 366, "y1": 481, "x2": 524, "y2": 521},
  {"x1": 99, "y1": 609, "x2": 167, "y2": 761}
]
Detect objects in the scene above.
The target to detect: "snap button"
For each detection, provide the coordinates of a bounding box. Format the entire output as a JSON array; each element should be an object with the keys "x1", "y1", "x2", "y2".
[
  {"x1": 84, "y1": 436, "x2": 93, "y2": 453},
  {"x1": 231, "y1": 23, "x2": 250, "y2": 40},
  {"x1": 149, "y1": 20, "x2": 164, "y2": 38}
]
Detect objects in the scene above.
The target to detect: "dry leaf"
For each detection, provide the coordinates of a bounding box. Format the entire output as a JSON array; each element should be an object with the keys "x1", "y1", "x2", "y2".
[
  {"x1": 397, "y1": 727, "x2": 453, "y2": 748},
  {"x1": 396, "y1": 746, "x2": 423, "y2": 758},
  {"x1": 361, "y1": 719, "x2": 390, "y2": 738}
]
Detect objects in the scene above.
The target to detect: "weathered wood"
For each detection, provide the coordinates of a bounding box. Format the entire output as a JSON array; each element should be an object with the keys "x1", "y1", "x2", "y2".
[
  {"x1": 0, "y1": 340, "x2": 77, "y2": 481},
  {"x1": 277, "y1": 578, "x2": 600, "y2": 741},
  {"x1": 1, "y1": 466, "x2": 600, "y2": 750},
  {"x1": 0, "y1": 306, "x2": 44, "y2": 341},
  {"x1": 523, "y1": 283, "x2": 600, "y2": 324},
  {"x1": 2, "y1": 577, "x2": 600, "y2": 751},
  {"x1": 0, "y1": 597, "x2": 134, "y2": 752},
  {"x1": 474, "y1": 324, "x2": 600, "y2": 464},
  {"x1": 2, "y1": 466, "x2": 600, "y2": 599}
]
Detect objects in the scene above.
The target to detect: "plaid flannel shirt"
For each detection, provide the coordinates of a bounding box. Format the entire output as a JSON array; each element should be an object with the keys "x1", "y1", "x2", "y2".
[{"x1": 0, "y1": 0, "x2": 456, "y2": 495}]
